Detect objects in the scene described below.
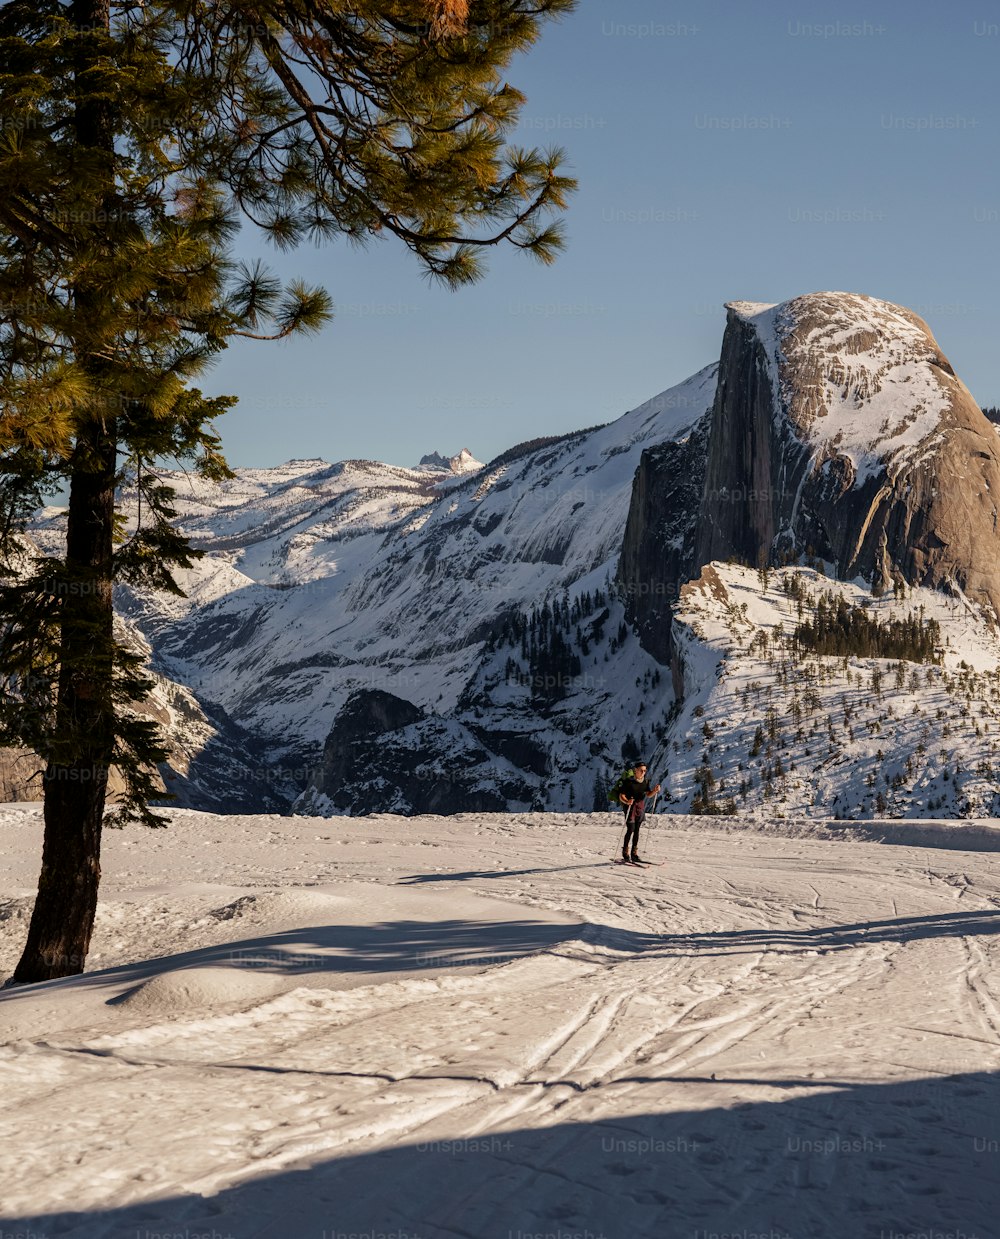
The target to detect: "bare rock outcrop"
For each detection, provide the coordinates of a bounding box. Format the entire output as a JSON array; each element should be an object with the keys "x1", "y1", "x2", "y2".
[
  {"x1": 618, "y1": 420, "x2": 708, "y2": 665},
  {"x1": 0, "y1": 746, "x2": 132, "y2": 803},
  {"x1": 300, "y1": 688, "x2": 530, "y2": 814}
]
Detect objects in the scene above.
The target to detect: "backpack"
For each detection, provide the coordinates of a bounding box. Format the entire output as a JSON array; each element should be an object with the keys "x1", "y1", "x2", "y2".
[{"x1": 608, "y1": 766, "x2": 636, "y2": 803}]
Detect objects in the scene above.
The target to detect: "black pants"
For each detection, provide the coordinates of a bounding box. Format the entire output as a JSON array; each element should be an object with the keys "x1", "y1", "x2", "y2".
[{"x1": 623, "y1": 803, "x2": 645, "y2": 856}]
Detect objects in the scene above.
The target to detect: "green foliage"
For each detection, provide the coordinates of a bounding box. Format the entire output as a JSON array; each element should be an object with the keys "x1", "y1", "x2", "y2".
[
  {"x1": 792, "y1": 593, "x2": 942, "y2": 662},
  {"x1": 163, "y1": 0, "x2": 577, "y2": 286},
  {"x1": 0, "y1": 3, "x2": 334, "y2": 824},
  {"x1": 690, "y1": 761, "x2": 721, "y2": 813},
  {"x1": 592, "y1": 773, "x2": 609, "y2": 811},
  {"x1": 496, "y1": 590, "x2": 607, "y2": 706}
]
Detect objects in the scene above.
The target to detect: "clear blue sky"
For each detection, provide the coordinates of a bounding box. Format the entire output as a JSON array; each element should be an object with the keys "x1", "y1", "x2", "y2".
[{"x1": 207, "y1": 0, "x2": 1000, "y2": 469}]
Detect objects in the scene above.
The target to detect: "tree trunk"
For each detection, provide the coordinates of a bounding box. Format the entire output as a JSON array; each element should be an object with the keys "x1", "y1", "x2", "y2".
[
  {"x1": 12, "y1": 432, "x2": 116, "y2": 983},
  {"x1": 11, "y1": 0, "x2": 116, "y2": 985}
]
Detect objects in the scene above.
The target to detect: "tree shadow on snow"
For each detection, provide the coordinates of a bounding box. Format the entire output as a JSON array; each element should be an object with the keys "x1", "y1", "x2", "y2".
[
  {"x1": 397, "y1": 862, "x2": 599, "y2": 883},
  {"x1": 0, "y1": 915, "x2": 582, "y2": 1002},
  {"x1": 577, "y1": 908, "x2": 1000, "y2": 960},
  {"x1": 4, "y1": 908, "x2": 998, "y2": 1006},
  {"x1": 5, "y1": 1070, "x2": 1000, "y2": 1239}
]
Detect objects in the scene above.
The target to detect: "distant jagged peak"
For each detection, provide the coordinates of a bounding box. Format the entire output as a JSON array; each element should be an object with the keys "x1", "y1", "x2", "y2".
[
  {"x1": 449, "y1": 447, "x2": 483, "y2": 473},
  {"x1": 417, "y1": 448, "x2": 484, "y2": 475}
]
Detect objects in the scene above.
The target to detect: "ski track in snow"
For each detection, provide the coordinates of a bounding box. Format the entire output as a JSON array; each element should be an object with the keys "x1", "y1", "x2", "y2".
[{"x1": 2, "y1": 806, "x2": 1000, "y2": 1238}]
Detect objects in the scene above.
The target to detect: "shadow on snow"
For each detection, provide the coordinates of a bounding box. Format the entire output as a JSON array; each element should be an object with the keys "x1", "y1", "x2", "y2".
[{"x1": 5, "y1": 1071, "x2": 1000, "y2": 1239}]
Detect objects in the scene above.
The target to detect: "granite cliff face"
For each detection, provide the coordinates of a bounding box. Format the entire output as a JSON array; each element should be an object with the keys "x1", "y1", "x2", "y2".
[
  {"x1": 617, "y1": 421, "x2": 708, "y2": 666},
  {"x1": 621, "y1": 292, "x2": 1000, "y2": 661}
]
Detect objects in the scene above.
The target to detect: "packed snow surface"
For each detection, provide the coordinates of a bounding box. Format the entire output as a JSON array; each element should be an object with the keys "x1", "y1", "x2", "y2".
[{"x1": 3, "y1": 805, "x2": 1000, "y2": 1238}]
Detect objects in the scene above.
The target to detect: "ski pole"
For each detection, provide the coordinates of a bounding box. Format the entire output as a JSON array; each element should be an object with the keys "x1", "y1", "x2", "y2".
[
  {"x1": 646, "y1": 789, "x2": 659, "y2": 860},
  {"x1": 613, "y1": 799, "x2": 633, "y2": 862}
]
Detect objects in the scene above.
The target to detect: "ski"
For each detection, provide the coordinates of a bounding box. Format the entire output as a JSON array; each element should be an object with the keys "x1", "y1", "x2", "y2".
[{"x1": 611, "y1": 858, "x2": 642, "y2": 868}]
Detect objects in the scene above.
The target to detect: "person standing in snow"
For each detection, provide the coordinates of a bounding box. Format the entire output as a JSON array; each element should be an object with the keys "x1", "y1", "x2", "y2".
[{"x1": 618, "y1": 761, "x2": 660, "y2": 862}]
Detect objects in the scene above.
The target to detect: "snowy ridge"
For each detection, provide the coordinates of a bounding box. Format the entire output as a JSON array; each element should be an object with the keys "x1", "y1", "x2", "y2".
[
  {"x1": 154, "y1": 457, "x2": 466, "y2": 584},
  {"x1": 668, "y1": 562, "x2": 1000, "y2": 819}
]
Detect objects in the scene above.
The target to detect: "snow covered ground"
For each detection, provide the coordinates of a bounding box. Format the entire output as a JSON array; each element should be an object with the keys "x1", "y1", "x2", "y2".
[
  {"x1": 3, "y1": 805, "x2": 1000, "y2": 1238},
  {"x1": 669, "y1": 562, "x2": 1000, "y2": 819}
]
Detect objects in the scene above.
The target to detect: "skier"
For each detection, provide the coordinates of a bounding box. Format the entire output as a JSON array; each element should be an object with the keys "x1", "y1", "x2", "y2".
[{"x1": 618, "y1": 761, "x2": 661, "y2": 863}]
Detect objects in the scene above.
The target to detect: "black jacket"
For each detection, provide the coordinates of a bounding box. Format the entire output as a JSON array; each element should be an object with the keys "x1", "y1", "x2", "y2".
[{"x1": 619, "y1": 775, "x2": 653, "y2": 805}]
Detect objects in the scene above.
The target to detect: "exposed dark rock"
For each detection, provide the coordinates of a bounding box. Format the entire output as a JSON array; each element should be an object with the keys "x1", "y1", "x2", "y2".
[
  {"x1": 693, "y1": 308, "x2": 799, "y2": 571},
  {"x1": 618, "y1": 418, "x2": 709, "y2": 664},
  {"x1": 303, "y1": 689, "x2": 532, "y2": 815},
  {"x1": 473, "y1": 512, "x2": 503, "y2": 537},
  {"x1": 468, "y1": 726, "x2": 550, "y2": 777},
  {"x1": 335, "y1": 689, "x2": 424, "y2": 744},
  {"x1": 155, "y1": 698, "x2": 293, "y2": 815}
]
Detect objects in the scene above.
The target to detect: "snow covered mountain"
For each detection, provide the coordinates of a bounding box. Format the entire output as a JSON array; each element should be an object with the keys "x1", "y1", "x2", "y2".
[
  {"x1": 417, "y1": 447, "x2": 484, "y2": 474},
  {"x1": 18, "y1": 291, "x2": 1000, "y2": 819},
  {"x1": 621, "y1": 292, "x2": 1000, "y2": 661},
  {"x1": 106, "y1": 369, "x2": 716, "y2": 813}
]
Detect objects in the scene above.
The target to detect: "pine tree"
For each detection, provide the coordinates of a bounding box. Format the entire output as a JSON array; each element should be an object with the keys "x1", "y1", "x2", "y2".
[
  {"x1": 1, "y1": 0, "x2": 577, "y2": 983},
  {"x1": 2, "y1": 2, "x2": 302, "y2": 983},
  {"x1": 591, "y1": 773, "x2": 607, "y2": 811},
  {"x1": 692, "y1": 762, "x2": 716, "y2": 812}
]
